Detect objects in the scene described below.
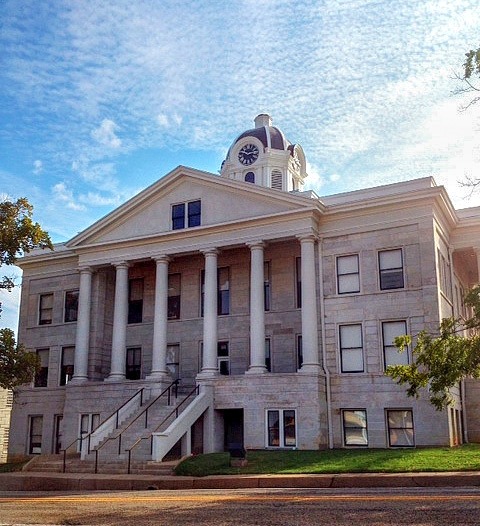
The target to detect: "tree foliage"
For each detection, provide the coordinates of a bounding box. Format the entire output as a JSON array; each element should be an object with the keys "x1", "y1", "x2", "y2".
[
  {"x1": 386, "y1": 286, "x2": 480, "y2": 410},
  {"x1": 0, "y1": 328, "x2": 39, "y2": 389},
  {"x1": 0, "y1": 197, "x2": 52, "y2": 388},
  {"x1": 455, "y1": 46, "x2": 480, "y2": 110}
]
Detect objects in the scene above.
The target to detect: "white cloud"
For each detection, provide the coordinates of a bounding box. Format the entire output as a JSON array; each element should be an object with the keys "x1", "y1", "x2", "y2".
[
  {"x1": 52, "y1": 182, "x2": 86, "y2": 211},
  {"x1": 33, "y1": 160, "x2": 43, "y2": 174},
  {"x1": 91, "y1": 119, "x2": 122, "y2": 149}
]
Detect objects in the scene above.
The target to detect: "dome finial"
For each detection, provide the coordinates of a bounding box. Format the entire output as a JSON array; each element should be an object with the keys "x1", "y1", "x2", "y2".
[{"x1": 254, "y1": 114, "x2": 272, "y2": 128}]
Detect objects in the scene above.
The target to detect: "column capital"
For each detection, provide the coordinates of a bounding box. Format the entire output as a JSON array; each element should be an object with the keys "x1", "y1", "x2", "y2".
[
  {"x1": 111, "y1": 260, "x2": 130, "y2": 269},
  {"x1": 78, "y1": 266, "x2": 93, "y2": 275},
  {"x1": 201, "y1": 248, "x2": 219, "y2": 257},
  {"x1": 297, "y1": 233, "x2": 318, "y2": 243},
  {"x1": 246, "y1": 240, "x2": 265, "y2": 250},
  {"x1": 152, "y1": 255, "x2": 170, "y2": 264}
]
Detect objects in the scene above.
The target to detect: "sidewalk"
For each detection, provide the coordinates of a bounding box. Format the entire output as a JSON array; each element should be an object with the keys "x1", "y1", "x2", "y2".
[{"x1": 1, "y1": 470, "x2": 480, "y2": 491}]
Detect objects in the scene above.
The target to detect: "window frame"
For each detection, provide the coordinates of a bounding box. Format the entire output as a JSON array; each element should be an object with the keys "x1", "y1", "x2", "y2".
[
  {"x1": 64, "y1": 290, "x2": 79, "y2": 323},
  {"x1": 264, "y1": 260, "x2": 271, "y2": 311},
  {"x1": 28, "y1": 415, "x2": 43, "y2": 455},
  {"x1": 128, "y1": 278, "x2": 144, "y2": 324},
  {"x1": 342, "y1": 409, "x2": 368, "y2": 447},
  {"x1": 171, "y1": 199, "x2": 201, "y2": 230},
  {"x1": 382, "y1": 320, "x2": 409, "y2": 370},
  {"x1": 60, "y1": 346, "x2": 75, "y2": 386},
  {"x1": 378, "y1": 248, "x2": 404, "y2": 290},
  {"x1": 167, "y1": 273, "x2": 181, "y2": 320},
  {"x1": 38, "y1": 293, "x2": 54, "y2": 325},
  {"x1": 126, "y1": 347, "x2": 142, "y2": 380},
  {"x1": 266, "y1": 409, "x2": 297, "y2": 448},
  {"x1": 296, "y1": 334, "x2": 303, "y2": 370},
  {"x1": 265, "y1": 337, "x2": 271, "y2": 372},
  {"x1": 386, "y1": 409, "x2": 415, "y2": 447},
  {"x1": 336, "y1": 254, "x2": 360, "y2": 294},
  {"x1": 339, "y1": 324, "x2": 364, "y2": 373},
  {"x1": 217, "y1": 341, "x2": 229, "y2": 375},
  {"x1": 34, "y1": 348, "x2": 49, "y2": 387}
]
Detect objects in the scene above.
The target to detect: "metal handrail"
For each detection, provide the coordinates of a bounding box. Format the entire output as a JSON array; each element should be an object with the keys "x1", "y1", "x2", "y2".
[
  {"x1": 60, "y1": 387, "x2": 146, "y2": 473},
  {"x1": 126, "y1": 384, "x2": 199, "y2": 474},
  {"x1": 93, "y1": 379, "x2": 179, "y2": 473}
]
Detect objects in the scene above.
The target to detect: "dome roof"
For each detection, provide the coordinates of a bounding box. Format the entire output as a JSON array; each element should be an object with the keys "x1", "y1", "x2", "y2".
[{"x1": 227, "y1": 114, "x2": 293, "y2": 157}]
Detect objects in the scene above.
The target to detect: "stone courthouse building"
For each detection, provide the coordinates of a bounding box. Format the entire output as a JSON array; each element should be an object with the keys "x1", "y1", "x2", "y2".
[{"x1": 8, "y1": 115, "x2": 480, "y2": 465}]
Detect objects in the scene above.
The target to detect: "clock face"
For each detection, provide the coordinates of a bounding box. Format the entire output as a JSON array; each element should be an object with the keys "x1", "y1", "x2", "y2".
[{"x1": 238, "y1": 143, "x2": 259, "y2": 166}]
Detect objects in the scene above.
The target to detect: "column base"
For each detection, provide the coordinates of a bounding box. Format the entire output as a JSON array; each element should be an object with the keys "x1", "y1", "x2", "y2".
[
  {"x1": 68, "y1": 375, "x2": 89, "y2": 384},
  {"x1": 196, "y1": 369, "x2": 218, "y2": 379},
  {"x1": 105, "y1": 373, "x2": 126, "y2": 382},
  {"x1": 245, "y1": 366, "x2": 268, "y2": 375},
  {"x1": 299, "y1": 363, "x2": 322, "y2": 373},
  {"x1": 145, "y1": 371, "x2": 170, "y2": 381}
]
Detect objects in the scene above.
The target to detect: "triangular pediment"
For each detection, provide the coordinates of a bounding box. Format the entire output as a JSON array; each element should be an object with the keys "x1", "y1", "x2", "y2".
[{"x1": 67, "y1": 166, "x2": 321, "y2": 248}]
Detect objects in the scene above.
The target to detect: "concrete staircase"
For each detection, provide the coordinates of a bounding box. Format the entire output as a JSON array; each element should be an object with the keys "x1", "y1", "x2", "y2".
[
  {"x1": 23, "y1": 453, "x2": 179, "y2": 475},
  {"x1": 24, "y1": 384, "x2": 202, "y2": 475}
]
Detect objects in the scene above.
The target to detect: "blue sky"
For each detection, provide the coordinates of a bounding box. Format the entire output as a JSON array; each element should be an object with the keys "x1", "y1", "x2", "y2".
[{"x1": 1, "y1": 0, "x2": 479, "y2": 330}]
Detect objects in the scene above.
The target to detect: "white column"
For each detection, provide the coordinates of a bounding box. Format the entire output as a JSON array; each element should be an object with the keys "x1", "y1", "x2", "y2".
[
  {"x1": 199, "y1": 249, "x2": 218, "y2": 377},
  {"x1": 298, "y1": 235, "x2": 321, "y2": 372},
  {"x1": 147, "y1": 256, "x2": 170, "y2": 380},
  {"x1": 71, "y1": 267, "x2": 92, "y2": 383},
  {"x1": 107, "y1": 262, "x2": 129, "y2": 381},
  {"x1": 247, "y1": 242, "x2": 267, "y2": 374}
]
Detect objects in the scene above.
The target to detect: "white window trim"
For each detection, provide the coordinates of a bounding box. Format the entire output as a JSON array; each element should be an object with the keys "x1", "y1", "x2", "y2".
[
  {"x1": 378, "y1": 247, "x2": 405, "y2": 291},
  {"x1": 336, "y1": 253, "x2": 361, "y2": 295},
  {"x1": 381, "y1": 319, "x2": 409, "y2": 370},
  {"x1": 338, "y1": 323, "x2": 365, "y2": 373},
  {"x1": 265, "y1": 408, "x2": 297, "y2": 448}
]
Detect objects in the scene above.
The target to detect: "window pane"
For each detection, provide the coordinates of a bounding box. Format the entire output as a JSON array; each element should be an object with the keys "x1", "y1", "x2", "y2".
[
  {"x1": 268, "y1": 410, "x2": 280, "y2": 446},
  {"x1": 218, "y1": 267, "x2": 230, "y2": 315},
  {"x1": 60, "y1": 346, "x2": 75, "y2": 386},
  {"x1": 337, "y1": 255, "x2": 358, "y2": 274},
  {"x1": 245, "y1": 172, "x2": 255, "y2": 183},
  {"x1": 341, "y1": 348, "x2": 364, "y2": 372},
  {"x1": 34, "y1": 349, "x2": 49, "y2": 387},
  {"x1": 390, "y1": 428, "x2": 414, "y2": 447},
  {"x1": 172, "y1": 203, "x2": 185, "y2": 230},
  {"x1": 343, "y1": 410, "x2": 368, "y2": 446},
  {"x1": 383, "y1": 321, "x2": 407, "y2": 344},
  {"x1": 129, "y1": 279, "x2": 143, "y2": 301},
  {"x1": 340, "y1": 325, "x2": 362, "y2": 348},
  {"x1": 188, "y1": 200, "x2": 201, "y2": 227},
  {"x1": 283, "y1": 410, "x2": 296, "y2": 447},
  {"x1": 168, "y1": 274, "x2": 181, "y2": 319},
  {"x1": 217, "y1": 341, "x2": 229, "y2": 357},
  {"x1": 379, "y1": 249, "x2": 402, "y2": 269},
  {"x1": 126, "y1": 348, "x2": 141, "y2": 380},
  {"x1": 388, "y1": 410, "x2": 413, "y2": 428},
  {"x1": 264, "y1": 261, "x2": 271, "y2": 311},
  {"x1": 29, "y1": 416, "x2": 43, "y2": 454},
  {"x1": 265, "y1": 339, "x2": 271, "y2": 372},
  {"x1": 338, "y1": 274, "x2": 360, "y2": 294},
  {"x1": 64, "y1": 290, "x2": 79, "y2": 322},
  {"x1": 380, "y1": 269, "x2": 404, "y2": 290},
  {"x1": 39, "y1": 293, "x2": 53, "y2": 325}
]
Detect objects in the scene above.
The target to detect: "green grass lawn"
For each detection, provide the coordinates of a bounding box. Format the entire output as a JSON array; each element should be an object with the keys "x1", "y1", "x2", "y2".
[{"x1": 174, "y1": 444, "x2": 480, "y2": 477}]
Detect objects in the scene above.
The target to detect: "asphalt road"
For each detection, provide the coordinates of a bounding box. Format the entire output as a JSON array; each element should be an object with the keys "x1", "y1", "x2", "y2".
[{"x1": 1, "y1": 487, "x2": 480, "y2": 525}]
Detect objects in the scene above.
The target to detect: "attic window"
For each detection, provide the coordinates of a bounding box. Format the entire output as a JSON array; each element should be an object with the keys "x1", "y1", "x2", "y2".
[
  {"x1": 172, "y1": 200, "x2": 201, "y2": 230},
  {"x1": 271, "y1": 170, "x2": 282, "y2": 190}
]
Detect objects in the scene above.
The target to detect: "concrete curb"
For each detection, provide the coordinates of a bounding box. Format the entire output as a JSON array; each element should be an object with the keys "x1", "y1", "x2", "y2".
[{"x1": 1, "y1": 471, "x2": 480, "y2": 491}]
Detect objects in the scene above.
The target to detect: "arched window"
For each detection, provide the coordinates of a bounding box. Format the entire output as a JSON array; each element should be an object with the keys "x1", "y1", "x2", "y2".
[
  {"x1": 271, "y1": 170, "x2": 283, "y2": 190},
  {"x1": 244, "y1": 172, "x2": 255, "y2": 184}
]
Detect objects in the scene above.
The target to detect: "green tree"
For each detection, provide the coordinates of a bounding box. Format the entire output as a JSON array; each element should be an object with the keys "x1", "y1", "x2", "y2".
[
  {"x1": 386, "y1": 286, "x2": 480, "y2": 410},
  {"x1": 0, "y1": 197, "x2": 53, "y2": 388}
]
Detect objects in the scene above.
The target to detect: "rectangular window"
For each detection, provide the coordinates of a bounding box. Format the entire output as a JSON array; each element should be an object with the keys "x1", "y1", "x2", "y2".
[
  {"x1": 437, "y1": 249, "x2": 453, "y2": 299},
  {"x1": 264, "y1": 261, "x2": 271, "y2": 311},
  {"x1": 295, "y1": 257, "x2": 301, "y2": 308},
  {"x1": 296, "y1": 334, "x2": 303, "y2": 370},
  {"x1": 342, "y1": 409, "x2": 368, "y2": 446},
  {"x1": 382, "y1": 321, "x2": 408, "y2": 369},
  {"x1": 202, "y1": 267, "x2": 230, "y2": 316},
  {"x1": 379, "y1": 249, "x2": 404, "y2": 290},
  {"x1": 337, "y1": 254, "x2": 360, "y2": 294},
  {"x1": 339, "y1": 324, "x2": 364, "y2": 373},
  {"x1": 39, "y1": 293, "x2": 53, "y2": 325},
  {"x1": 387, "y1": 409, "x2": 414, "y2": 447},
  {"x1": 267, "y1": 409, "x2": 296, "y2": 448},
  {"x1": 79, "y1": 413, "x2": 100, "y2": 451},
  {"x1": 128, "y1": 278, "x2": 143, "y2": 324},
  {"x1": 188, "y1": 200, "x2": 201, "y2": 227},
  {"x1": 168, "y1": 273, "x2": 181, "y2": 319},
  {"x1": 53, "y1": 414, "x2": 63, "y2": 454},
  {"x1": 29, "y1": 415, "x2": 43, "y2": 454},
  {"x1": 60, "y1": 346, "x2": 75, "y2": 386},
  {"x1": 64, "y1": 290, "x2": 79, "y2": 322},
  {"x1": 34, "y1": 349, "x2": 49, "y2": 387},
  {"x1": 265, "y1": 338, "x2": 271, "y2": 372},
  {"x1": 218, "y1": 267, "x2": 230, "y2": 315},
  {"x1": 217, "y1": 341, "x2": 229, "y2": 375},
  {"x1": 126, "y1": 347, "x2": 142, "y2": 380},
  {"x1": 172, "y1": 200, "x2": 201, "y2": 230},
  {"x1": 166, "y1": 344, "x2": 180, "y2": 380}
]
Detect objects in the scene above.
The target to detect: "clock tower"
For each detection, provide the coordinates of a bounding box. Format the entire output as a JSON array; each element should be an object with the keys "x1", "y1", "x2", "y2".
[{"x1": 220, "y1": 114, "x2": 308, "y2": 193}]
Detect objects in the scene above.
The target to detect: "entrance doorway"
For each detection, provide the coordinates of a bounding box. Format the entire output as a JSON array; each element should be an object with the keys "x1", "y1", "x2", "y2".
[{"x1": 223, "y1": 409, "x2": 244, "y2": 451}]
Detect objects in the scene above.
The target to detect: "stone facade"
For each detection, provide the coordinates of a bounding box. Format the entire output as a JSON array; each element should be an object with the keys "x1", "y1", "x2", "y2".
[
  {"x1": 7, "y1": 116, "x2": 480, "y2": 462},
  {"x1": 0, "y1": 389, "x2": 13, "y2": 463}
]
